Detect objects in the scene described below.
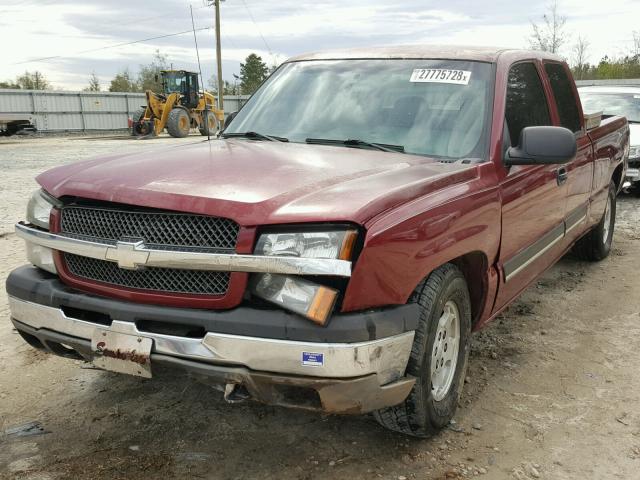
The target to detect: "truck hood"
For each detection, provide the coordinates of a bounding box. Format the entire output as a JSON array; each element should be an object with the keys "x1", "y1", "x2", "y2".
[{"x1": 38, "y1": 139, "x2": 478, "y2": 226}]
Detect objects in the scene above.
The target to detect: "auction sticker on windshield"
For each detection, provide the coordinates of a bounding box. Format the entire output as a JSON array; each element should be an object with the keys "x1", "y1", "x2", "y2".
[{"x1": 410, "y1": 69, "x2": 471, "y2": 85}]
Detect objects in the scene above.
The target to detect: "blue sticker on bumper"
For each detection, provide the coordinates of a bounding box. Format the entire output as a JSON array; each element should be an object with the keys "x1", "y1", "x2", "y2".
[{"x1": 302, "y1": 352, "x2": 324, "y2": 367}]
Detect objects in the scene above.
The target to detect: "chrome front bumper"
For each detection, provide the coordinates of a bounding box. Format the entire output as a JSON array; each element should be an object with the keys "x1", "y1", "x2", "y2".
[{"x1": 8, "y1": 296, "x2": 414, "y2": 384}]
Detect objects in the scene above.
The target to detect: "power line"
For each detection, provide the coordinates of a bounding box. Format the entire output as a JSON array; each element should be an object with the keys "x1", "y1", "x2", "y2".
[
  {"x1": 0, "y1": 0, "x2": 56, "y2": 15},
  {"x1": 239, "y1": 0, "x2": 272, "y2": 55},
  {"x1": 110, "y1": 4, "x2": 211, "y2": 29},
  {"x1": 12, "y1": 27, "x2": 213, "y2": 65}
]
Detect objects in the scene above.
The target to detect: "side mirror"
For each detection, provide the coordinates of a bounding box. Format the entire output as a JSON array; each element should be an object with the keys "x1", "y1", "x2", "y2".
[
  {"x1": 505, "y1": 126, "x2": 577, "y2": 166},
  {"x1": 154, "y1": 74, "x2": 159, "y2": 83},
  {"x1": 223, "y1": 111, "x2": 238, "y2": 130}
]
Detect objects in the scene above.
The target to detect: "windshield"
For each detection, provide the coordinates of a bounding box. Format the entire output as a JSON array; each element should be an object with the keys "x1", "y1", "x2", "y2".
[
  {"x1": 164, "y1": 73, "x2": 186, "y2": 94},
  {"x1": 579, "y1": 91, "x2": 640, "y2": 123},
  {"x1": 226, "y1": 59, "x2": 494, "y2": 159}
]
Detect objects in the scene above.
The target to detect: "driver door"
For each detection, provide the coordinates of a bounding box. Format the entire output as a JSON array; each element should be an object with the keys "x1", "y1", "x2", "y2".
[{"x1": 493, "y1": 60, "x2": 568, "y2": 313}]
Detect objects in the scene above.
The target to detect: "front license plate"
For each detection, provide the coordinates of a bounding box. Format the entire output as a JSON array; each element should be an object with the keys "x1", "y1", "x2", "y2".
[{"x1": 91, "y1": 330, "x2": 152, "y2": 378}]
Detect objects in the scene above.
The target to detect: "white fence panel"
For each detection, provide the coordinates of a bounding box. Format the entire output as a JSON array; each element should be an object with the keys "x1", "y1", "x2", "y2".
[
  {"x1": 84, "y1": 113, "x2": 130, "y2": 130},
  {"x1": 44, "y1": 113, "x2": 84, "y2": 131},
  {"x1": 0, "y1": 91, "x2": 32, "y2": 112},
  {"x1": 0, "y1": 89, "x2": 250, "y2": 132},
  {"x1": 81, "y1": 94, "x2": 128, "y2": 113}
]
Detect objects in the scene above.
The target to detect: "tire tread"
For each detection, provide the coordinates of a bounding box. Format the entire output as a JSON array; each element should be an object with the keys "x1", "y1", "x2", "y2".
[
  {"x1": 373, "y1": 263, "x2": 467, "y2": 437},
  {"x1": 166, "y1": 108, "x2": 190, "y2": 138},
  {"x1": 572, "y1": 182, "x2": 616, "y2": 262}
]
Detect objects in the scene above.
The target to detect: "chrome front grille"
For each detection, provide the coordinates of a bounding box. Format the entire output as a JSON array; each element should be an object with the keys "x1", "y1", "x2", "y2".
[
  {"x1": 59, "y1": 205, "x2": 239, "y2": 296},
  {"x1": 60, "y1": 206, "x2": 239, "y2": 251},
  {"x1": 64, "y1": 253, "x2": 231, "y2": 295}
]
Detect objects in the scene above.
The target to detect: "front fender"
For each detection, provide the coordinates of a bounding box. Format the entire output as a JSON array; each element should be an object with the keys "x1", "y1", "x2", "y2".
[{"x1": 342, "y1": 167, "x2": 501, "y2": 314}]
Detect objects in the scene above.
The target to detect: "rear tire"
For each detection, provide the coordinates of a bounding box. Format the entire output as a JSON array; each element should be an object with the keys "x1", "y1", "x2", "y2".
[
  {"x1": 132, "y1": 108, "x2": 146, "y2": 123},
  {"x1": 373, "y1": 263, "x2": 471, "y2": 438},
  {"x1": 199, "y1": 110, "x2": 218, "y2": 136},
  {"x1": 131, "y1": 108, "x2": 150, "y2": 137},
  {"x1": 573, "y1": 181, "x2": 616, "y2": 261},
  {"x1": 166, "y1": 108, "x2": 191, "y2": 138}
]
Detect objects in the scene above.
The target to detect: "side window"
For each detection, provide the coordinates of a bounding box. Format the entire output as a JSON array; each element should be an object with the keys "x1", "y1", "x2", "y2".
[
  {"x1": 505, "y1": 62, "x2": 551, "y2": 146},
  {"x1": 544, "y1": 63, "x2": 582, "y2": 132}
]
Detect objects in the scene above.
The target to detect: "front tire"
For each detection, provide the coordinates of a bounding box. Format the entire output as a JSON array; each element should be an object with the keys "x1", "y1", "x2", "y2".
[
  {"x1": 374, "y1": 263, "x2": 471, "y2": 438},
  {"x1": 573, "y1": 181, "x2": 616, "y2": 261},
  {"x1": 166, "y1": 108, "x2": 191, "y2": 138},
  {"x1": 199, "y1": 110, "x2": 218, "y2": 136}
]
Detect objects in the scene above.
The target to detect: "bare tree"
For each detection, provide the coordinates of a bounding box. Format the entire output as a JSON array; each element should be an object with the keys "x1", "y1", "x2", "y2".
[
  {"x1": 85, "y1": 72, "x2": 101, "y2": 92},
  {"x1": 138, "y1": 49, "x2": 168, "y2": 92},
  {"x1": 632, "y1": 31, "x2": 640, "y2": 59},
  {"x1": 529, "y1": 0, "x2": 568, "y2": 54},
  {"x1": 109, "y1": 68, "x2": 139, "y2": 93},
  {"x1": 571, "y1": 36, "x2": 590, "y2": 80},
  {"x1": 16, "y1": 71, "x2": 51, "y2": 90}
]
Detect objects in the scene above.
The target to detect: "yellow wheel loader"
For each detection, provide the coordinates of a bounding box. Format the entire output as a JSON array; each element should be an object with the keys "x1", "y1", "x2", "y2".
[{"x1": 130, "y1": 70, "x2": 224, "y2": 138}]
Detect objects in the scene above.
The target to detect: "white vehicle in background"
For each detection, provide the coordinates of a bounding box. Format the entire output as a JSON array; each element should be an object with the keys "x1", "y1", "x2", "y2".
[{"x1": 579, "y1": 86, "x2": 640, "y2": 195}]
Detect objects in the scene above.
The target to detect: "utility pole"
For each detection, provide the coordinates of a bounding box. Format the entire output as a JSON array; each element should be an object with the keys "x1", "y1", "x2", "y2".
[{"x1": 214, "y1": 0, "x2": 224, "y2": 111}]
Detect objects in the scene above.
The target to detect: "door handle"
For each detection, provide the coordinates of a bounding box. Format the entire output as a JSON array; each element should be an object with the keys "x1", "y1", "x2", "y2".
[{"x1": 557, "y1": 167, "x2": 568, "y2": 186}]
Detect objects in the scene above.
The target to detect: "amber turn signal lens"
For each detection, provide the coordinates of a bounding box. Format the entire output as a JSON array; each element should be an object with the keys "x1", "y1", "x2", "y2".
[
  {"x1": 307, "y1": 286, "x2": 339, "y2": 325},
  {"x1": 338, "y1": 230, "x2": 358, "y2": 261}
]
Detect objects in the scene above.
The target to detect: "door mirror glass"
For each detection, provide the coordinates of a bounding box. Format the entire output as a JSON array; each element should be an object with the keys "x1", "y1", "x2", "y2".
[{"x1": 505, "y1": 126, "x2": 577, "y2": 166}]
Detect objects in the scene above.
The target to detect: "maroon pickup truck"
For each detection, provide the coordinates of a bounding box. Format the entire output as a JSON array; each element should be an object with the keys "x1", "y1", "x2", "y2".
[{"x1": 7, "y1": 46, "x2": 629, "y2": 437}]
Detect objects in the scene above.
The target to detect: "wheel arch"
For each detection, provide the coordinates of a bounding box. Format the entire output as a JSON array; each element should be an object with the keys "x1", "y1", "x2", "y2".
[
  {"x1": 612, "y1": 163, "x2": 624, "y2": 193},
  {"x1": 420, "y1": 252, "x2": 490, "y2": 328}
]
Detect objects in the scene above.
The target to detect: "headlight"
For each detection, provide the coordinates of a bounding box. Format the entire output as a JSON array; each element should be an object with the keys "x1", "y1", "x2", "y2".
[
  {"x1": 252, "y1": 228, "x2": 357, "y2": 325},
  {"x1": 252, "y1": 274, "x2": 338, "y2": 325},
  {"x1": 629, "y1": 145, "x2": 640, "y2": 160},
  {"x1": 255, "y1": 229, "x2": 358, "y2": 260},
  {"x1": 26, "y1": 189, "x2": 57, "y2": 230}
]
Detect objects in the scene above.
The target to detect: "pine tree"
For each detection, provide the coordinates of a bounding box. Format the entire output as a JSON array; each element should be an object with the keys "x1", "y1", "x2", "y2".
[{"x1": 239, "y1": 53, "x2": 269, "y2": 95}]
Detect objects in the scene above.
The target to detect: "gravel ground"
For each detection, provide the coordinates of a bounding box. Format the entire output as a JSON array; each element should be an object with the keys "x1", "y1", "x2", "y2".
[{"x1": 1, "y1": 134, "x2": 639, "y2": 480}]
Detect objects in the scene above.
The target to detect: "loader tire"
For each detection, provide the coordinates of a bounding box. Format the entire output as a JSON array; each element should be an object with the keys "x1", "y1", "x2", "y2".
[
  {"x1": 199, "y1": 110, "x2": 218, "y2": 136},
  {"x1": 166, "y1": 108, "x2": 191, "y2": 138},
  {"x1": 131, "y1": 108, "x2": 148, "y2": 136},
  {"x1": 132, "y1": 108, "x2": 145, "y2": 123},
  {"x1": 373, "y1": 263, "x2": 471, "y2": 438}
]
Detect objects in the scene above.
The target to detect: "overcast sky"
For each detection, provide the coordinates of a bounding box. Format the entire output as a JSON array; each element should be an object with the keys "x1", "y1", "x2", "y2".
[{"x1": 0, "y1": 0, "x2": 638, "y2": 91}]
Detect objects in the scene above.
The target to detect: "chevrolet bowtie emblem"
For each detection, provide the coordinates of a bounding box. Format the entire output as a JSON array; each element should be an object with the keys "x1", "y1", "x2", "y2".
[{"x1": 105, "y1": 240, "x2": 150, "y2": 270}]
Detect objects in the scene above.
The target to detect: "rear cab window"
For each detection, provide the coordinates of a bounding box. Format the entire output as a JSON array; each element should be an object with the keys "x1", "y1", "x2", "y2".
[{"x1": 544, "y1": 62, "x2": 582, "y2": 133}]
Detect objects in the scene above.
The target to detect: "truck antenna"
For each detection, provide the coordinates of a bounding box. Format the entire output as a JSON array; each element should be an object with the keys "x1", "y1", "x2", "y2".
[{"x1": 190, "y1": 4, "x2": 210, "y2": 141}]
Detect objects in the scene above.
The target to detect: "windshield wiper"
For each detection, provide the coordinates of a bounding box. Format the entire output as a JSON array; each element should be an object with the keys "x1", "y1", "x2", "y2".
[
  {"x1": 305, "y1": 138, "x2": 405, "y2": 153},
  {"x1": 222, "y1": 131, "x2": 289, "y2": 142},
  {"x1": 628, "y1": 120, "x2": 640, "y2": 124}
]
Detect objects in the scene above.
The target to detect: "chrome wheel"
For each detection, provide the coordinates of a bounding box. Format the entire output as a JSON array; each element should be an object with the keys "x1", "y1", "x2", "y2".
[
  {"x1": 430, "y1": 300, "x2": 461, "y2": 401},
  {"x1": 602, "y1": 194, "x2": 612, "y2": 244}
]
